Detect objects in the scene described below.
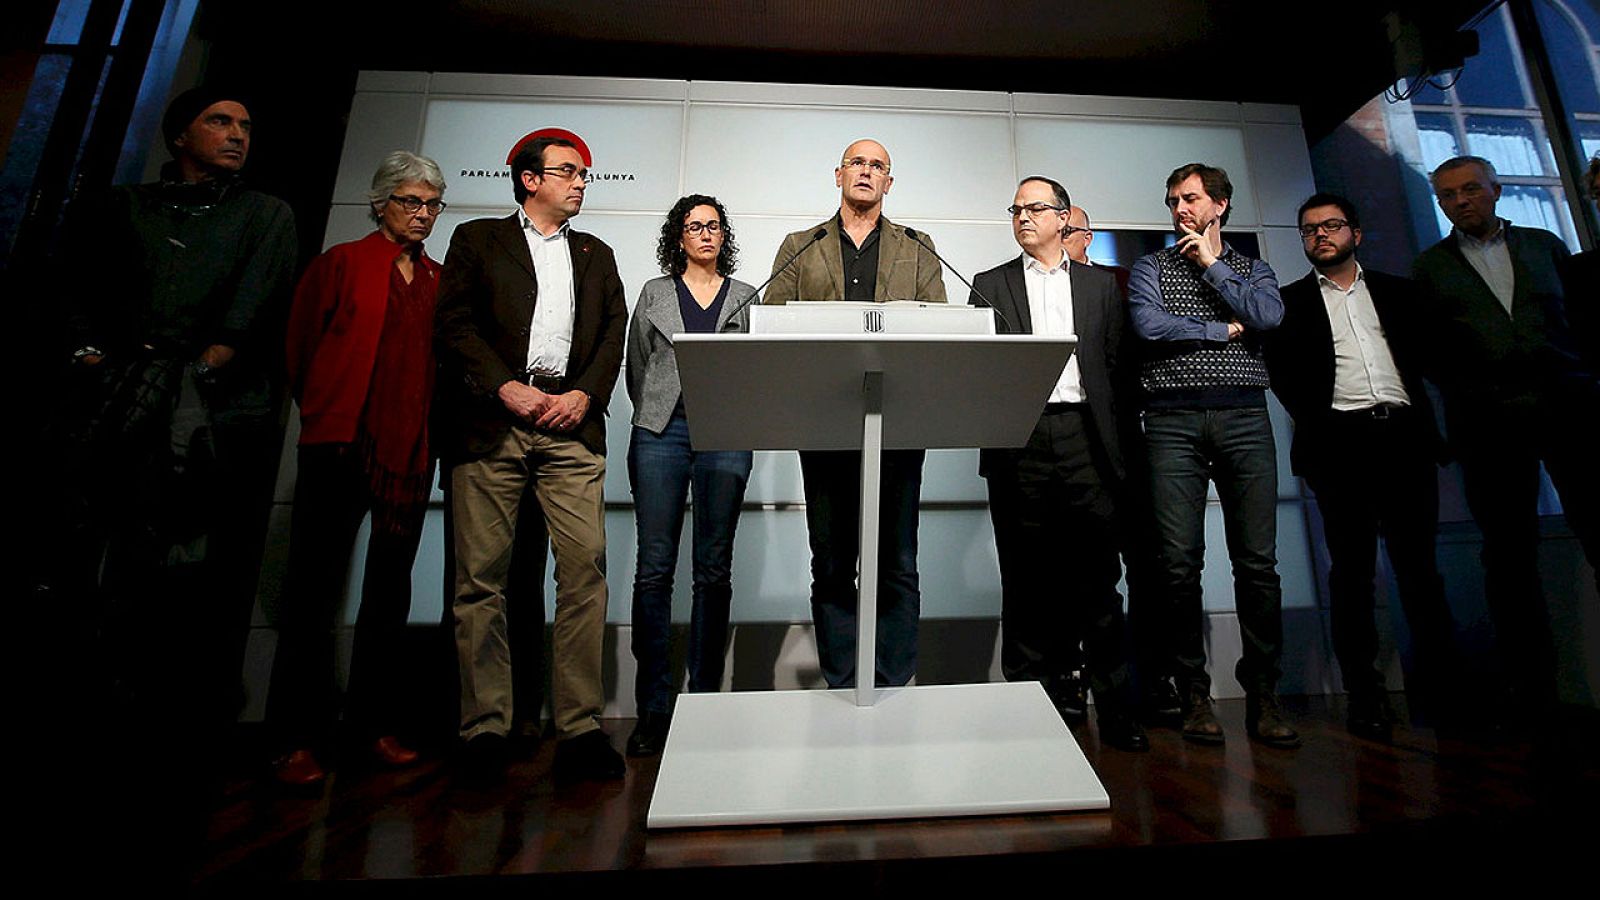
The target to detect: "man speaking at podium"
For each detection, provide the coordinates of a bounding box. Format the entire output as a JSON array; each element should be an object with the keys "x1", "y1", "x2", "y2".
[{"x1": 763, "y1": 138, "x2": 946, "y2": 689}]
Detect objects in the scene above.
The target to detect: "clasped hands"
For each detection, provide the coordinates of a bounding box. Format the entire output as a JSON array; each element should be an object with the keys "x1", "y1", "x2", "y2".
[{"x1": 498, "y1": 381, "x2": 589, "y2": 432}]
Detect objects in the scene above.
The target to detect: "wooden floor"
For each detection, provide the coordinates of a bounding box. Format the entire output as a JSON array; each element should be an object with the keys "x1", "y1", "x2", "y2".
[{"x1": 191, "y1": 695, "x2": 1599, "y2": 893}]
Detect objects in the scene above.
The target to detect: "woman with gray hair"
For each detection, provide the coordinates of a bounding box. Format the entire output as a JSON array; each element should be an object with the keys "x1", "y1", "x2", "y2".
[{"x1": 268, "y1": 150, "x2": 448, "y2": 786}]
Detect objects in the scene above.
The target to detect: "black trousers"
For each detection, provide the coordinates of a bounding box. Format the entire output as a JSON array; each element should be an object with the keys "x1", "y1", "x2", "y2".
[
  {"x1": 1302, "y1": 407, "x2": 1457, "y2": 702},
  {"x1": 267, "y1": 445, "x2": 429, "y2": 749},
  {"x1": 799, "y1": 448, "x2": 925, "y2": 688},
  {"x1": 1454, "y1": 393, "x2": 1600, "y2": 707},
  {"x1": 986, "y1": 408, "x2": 1131, "y2": 709}
]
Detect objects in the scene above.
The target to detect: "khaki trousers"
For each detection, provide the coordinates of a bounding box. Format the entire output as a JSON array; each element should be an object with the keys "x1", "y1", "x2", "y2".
[{"x1": 452, "y1": 425, "x2": 608, "y2": 740}]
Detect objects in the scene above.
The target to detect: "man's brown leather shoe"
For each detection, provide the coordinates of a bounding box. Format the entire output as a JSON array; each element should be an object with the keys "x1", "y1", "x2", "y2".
[
  {"x1": 372, "y1": 736, "x2": 420, "y2": 767},
  {"x1": 272, "y1": 749, "x2": 326, "y2": 787}
]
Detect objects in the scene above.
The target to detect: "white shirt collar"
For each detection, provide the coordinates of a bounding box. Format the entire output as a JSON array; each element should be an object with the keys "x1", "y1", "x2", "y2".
[
  {"x1": 517, "y1": 206, "x2": 569, "y2": 240},
  {"x1": 1025, "y1": 252, "x2": 1069, "y2": 275},
  {"x1": 1455, "y1": 219, "x2": 1507, "y2": 249},
  {"x1": 1315, "y1": 260, "x2": 1365, "y2": 291}
]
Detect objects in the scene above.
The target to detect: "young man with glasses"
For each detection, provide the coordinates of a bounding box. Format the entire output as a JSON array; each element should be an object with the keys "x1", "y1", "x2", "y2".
[
  {"x1": 434, "y1": 135, "x2": 629, "y2": 781},
  {"x1": 762, "y1": 138, "x2": 946, "y2": 689},
  {"x1": 1264, "y1": 193, "x2": 1457, "y2": 742}
]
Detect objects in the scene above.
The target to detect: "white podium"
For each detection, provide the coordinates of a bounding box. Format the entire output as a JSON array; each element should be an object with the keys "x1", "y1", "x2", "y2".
[{"x1": 647, "y1": 304, "x2": 1109, "y2": 829}]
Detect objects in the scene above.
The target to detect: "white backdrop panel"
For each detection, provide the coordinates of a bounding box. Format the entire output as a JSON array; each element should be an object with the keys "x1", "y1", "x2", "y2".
[
  {"x1": 683, "y1": 105, "x2": 1015, "y2": 221},
  {"x1": 909, "y1": 221, "x2": 1021, "y2": 307},
  {"x1": 1243, "y1": 123, "x2": 1318, "y2": 227},
  {"x1": 1260, "y1": 226, "x2": 1313, "y2": 287},
  {"x1": 1014, "y1": 118, "x2": 1256, "y2": 228},
  {"x1": 323, "y1": 204, "x2": 375, "y2": 249},
  {"x1": 419, "y1": 98, "x2": 686, "y2": 212},
  {"x1": 330, "y1": 91, "x2": 427, "y2": 204}
]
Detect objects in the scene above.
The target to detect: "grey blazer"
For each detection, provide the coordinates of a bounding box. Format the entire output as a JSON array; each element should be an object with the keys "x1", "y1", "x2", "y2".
[{"x1": 625, "y1": 274, "x2": 755, "y2": 434}]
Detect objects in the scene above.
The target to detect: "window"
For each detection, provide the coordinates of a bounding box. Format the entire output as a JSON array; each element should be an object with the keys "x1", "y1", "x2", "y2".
[{"x1": 1401, "y1": 1, "x2": 1598, "y2": 250}]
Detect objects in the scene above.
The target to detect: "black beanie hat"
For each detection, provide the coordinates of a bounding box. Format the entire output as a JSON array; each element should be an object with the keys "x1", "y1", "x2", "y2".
[{"x1": 160, "y1": 85, "x2": 249, "y2": 154}]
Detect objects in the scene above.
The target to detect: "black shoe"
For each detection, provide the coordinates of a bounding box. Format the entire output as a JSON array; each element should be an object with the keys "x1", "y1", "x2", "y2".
[
  {"x1": 1052, "y1": 674, "x2": 1089, "y2": 725},
  {"x1": 627, "y1": 711, "x2": 671, "y2": 757},
  {"x1": 1346, "y1": 692, "x2": 1394, "y2": 743},
  {"x1": 1246, "y1": 693, "x2": 1302, "y2": 748},
  {"x1": 554, "y1": 729, "x2": 625, "y2": 781},
  {"x1": 1144, "y1": 677, "x2": 1184, "y2": 723},
  {"x1": 457, "y1": 732, "x2": 508, "y2": 784},
  {"x1": 1181, "y1": 684, "x2": 1225, "y2": 745},
  {"x1": 1097, "y1": 711, "x2": 1151, "y2": 752}
]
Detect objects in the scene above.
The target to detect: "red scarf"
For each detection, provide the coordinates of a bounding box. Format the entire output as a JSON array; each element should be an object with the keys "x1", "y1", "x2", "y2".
[{"x1": 355, "y1": 257, "x2": 437, "y2": 532}]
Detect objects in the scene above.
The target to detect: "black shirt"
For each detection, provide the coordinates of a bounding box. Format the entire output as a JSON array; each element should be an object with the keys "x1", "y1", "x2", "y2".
[
  {"x1": 839, "y1": 215, "x2": 883, "y2": 303},
  {"x1": 674, "y1": 275, "x2": 729, "y2": 334}
]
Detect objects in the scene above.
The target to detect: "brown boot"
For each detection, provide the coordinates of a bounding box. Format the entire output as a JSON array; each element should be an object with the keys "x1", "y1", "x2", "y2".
[
  {"x1": 1246, "y1": 693, "x2": 1302, "y2": 748},
  {"x1": 1181, "y1": 684, "x2": 1225, "y2": 744}
]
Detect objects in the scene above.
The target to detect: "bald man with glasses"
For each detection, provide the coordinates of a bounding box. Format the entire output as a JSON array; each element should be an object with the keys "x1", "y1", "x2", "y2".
[{"x1": 763, "y1": 138, "x2": 946, "y2": 690}]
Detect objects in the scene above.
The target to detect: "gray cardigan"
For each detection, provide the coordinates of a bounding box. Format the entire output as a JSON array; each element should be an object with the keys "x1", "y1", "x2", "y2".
[{"x1": 625, "y1": 275, "x2": 755, "y2": 434}]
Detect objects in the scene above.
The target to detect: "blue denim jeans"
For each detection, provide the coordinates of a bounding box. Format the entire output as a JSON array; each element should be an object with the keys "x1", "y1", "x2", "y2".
[
  {"x1": 628, "y1": 414, "x2": 752, "y2": 714},
  {"x1": 1143, "y1": 406, "x2": 1283, "y2": 695}
]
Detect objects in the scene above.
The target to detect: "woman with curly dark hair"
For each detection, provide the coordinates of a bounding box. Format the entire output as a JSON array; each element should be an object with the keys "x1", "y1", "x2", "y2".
[{"x1": 622, "y1": 194, "x2": 755, "y2": 756}]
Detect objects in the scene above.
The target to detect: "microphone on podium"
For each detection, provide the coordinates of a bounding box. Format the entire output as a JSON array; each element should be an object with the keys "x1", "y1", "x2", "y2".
[
  {"x1": 902, "y1": 227, "x2": 1012, "y2": 331},
  {"x1": 723, "y1": 227, "x2": 831, "y2": 324}
]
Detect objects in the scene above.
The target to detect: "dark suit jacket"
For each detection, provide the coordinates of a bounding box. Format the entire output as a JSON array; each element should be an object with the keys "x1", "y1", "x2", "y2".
[
  {"x1": 1264, "y1": 267, "x2": 1444, "y2": 479},
  {"x1": 972, "y1": 255, "x2": 1124, "y2": 480},
  {"x1": 1411, "y1": 223, "x2": 1589, "y2": 444},
  {"x1": 433, "y1": 214, "x2": 628, "y2": 460}
]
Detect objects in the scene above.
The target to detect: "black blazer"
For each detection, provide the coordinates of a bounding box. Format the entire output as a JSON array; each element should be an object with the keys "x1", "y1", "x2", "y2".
[
  {"x1": 972, "y1": 256, "x2": 1124, "y2": 480},
  {"x1": 433, "y1": 214, "x2": 628, "y2": 460},
  {"x1": 1264, "y1": 267, "x2": 1443, "y2": 478},
  {"x1": 1411, "y1": 224, "x2": 1589, "y2": 443}
]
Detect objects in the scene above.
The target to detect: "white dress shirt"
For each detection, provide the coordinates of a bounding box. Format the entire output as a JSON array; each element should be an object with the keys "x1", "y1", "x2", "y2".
[
  {"x1": 1023, "y1": 253, "x2": 1085, "y2": 404},
  {"x1": 1456, "y1": 219, "x2": 1516, "y2": 317},
  {"x1": 1318, "y1": 263, "x2": 1409, "y2": 411},
  {"x1": 519, "y1": 207, "x2": 576, "y2": 377}
]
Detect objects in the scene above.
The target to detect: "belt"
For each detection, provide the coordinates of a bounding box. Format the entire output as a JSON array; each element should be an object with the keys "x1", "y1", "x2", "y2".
[
  {"x1": 525, "y1": 372, "x2": 566, "y2": 393},
  {"x1": 1332, "y1": 403, "x2": 1409, "y2": 421}
]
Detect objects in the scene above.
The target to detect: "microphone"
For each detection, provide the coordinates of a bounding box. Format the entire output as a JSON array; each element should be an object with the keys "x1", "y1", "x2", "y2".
[
  {"x1": 902, "y1": 227, "x2": 1011, "y2": 331},
  {"x1": 723, "y1": 227, "x2": 829, "y2": 324}
]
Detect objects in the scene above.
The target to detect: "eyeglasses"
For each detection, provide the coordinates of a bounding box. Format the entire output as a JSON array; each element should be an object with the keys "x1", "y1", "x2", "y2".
[
  {"x1": 682, "y1": 221, "x2": 723, "y2": 236},
  {"x1": 539, "y1": 164, "x2": 590, "y2": 182},
  {"x1": 841, "y1": 157, "x2": 891, "y2": 175},
  {"x1": 1008, "y1": 203, "x2": 1065, "y2": 219},
  {"x1": 388, "y1": 195, "x2": 447, "y2": 214},
  {"x1": 1298, "y1": 219, "x2": 1350, "y2": 238},
  {"x1": 1061, "y1": 224, "x2": 1091, "y2": 238}
]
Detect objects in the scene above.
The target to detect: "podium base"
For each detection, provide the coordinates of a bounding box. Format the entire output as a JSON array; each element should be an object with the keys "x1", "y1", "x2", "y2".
[{"x1": 646, "y1": 681, "x2": 1109, "y2": 829}]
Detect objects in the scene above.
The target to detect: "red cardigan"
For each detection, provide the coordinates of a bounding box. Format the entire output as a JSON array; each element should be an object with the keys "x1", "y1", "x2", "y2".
[{"x1": 285, "y1": 230, "x2": 439, "y2": 445}]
